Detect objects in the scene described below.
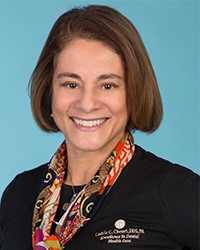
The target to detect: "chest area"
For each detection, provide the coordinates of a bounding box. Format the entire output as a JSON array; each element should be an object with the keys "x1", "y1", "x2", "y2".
[{"x1": 65, "y1": 187, "x2": 181, "y2": 250}]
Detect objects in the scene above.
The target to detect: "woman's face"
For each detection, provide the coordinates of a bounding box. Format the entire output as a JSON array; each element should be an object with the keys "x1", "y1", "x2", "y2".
[{"x1": 52, "y1": 38, "x2": 128, "y2": 155}]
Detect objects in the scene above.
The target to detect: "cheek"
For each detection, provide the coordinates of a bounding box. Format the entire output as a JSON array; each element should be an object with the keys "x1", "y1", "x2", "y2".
[
  {"x1": 113, "y1": 94, "x2": 127, "y2": 113},
  {"x1": 109, "y1": 99, "x2": 128, "y2": 124},
  {"x1": 117, "y1": 98, "x2": 128, "y2": 123},
  {"x1": 51, "y1": 93, "x2": 67, "y2": 114}
]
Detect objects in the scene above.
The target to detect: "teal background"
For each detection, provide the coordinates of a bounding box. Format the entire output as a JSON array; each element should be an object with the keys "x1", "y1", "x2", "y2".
[{"x1": 0, "y1": 0, "x2": 199, "y2": 197}]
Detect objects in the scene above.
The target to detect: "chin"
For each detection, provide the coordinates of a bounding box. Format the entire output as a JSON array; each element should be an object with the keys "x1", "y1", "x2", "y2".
[{"x1": 75, "y1": 143, "x2": 105, "y2": 153}]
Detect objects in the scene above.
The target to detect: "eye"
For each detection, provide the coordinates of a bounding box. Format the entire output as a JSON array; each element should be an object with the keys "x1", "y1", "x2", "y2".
[
  {"x1": 61, "y1": 82, "x2": 78, "y2": 89},
  {"x1": 101, "y1": 83, "x2": 118, "y2": 90}
]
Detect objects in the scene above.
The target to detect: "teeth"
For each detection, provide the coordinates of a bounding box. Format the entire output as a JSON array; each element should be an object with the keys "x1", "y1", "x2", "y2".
[{"x1": 73, "y1": 118, "x2": 106, "y2": 127}]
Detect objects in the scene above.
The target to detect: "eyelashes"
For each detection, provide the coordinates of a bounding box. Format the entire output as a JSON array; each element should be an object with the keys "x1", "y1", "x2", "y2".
[
  {"x1": 61, "y1": 82, "x2": 78, "y2": 89},
  {"x1": 60, "y1": 82, "x2": 119, "y2": 90},
  {"x1": 101, "y1": 83, "x2": 118, "y2": 90}
]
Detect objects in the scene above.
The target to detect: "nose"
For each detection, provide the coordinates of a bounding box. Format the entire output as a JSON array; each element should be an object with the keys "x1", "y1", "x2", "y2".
[{"x1": 76, "y1": 88, "x2": 100, "y2": 113}]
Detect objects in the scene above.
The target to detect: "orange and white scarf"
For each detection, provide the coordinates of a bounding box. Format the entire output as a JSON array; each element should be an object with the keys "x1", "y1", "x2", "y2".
[{"x1": 32, "y1": 132, "x2": 135, "y2": 249}]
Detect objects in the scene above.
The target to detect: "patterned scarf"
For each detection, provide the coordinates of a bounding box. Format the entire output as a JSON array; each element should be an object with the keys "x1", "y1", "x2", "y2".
[{"x1": 32, "y1": 132, "x2": 135, "y2": 249}]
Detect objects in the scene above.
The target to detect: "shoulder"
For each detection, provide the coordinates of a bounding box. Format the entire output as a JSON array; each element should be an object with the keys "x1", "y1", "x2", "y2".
[
  {"x1": 0, "y1": 164, "x2": 49, "y2": 249},
  {"x1": 131, "y1": 145, "x2": 199, "y2": 219},
  {"x1": 133, "y1": 145, "x2": 199, "y2": 248},
  {"x1": 1, "y1": 163, "x2": 49, "y2": 208},
  {"x1": 133, "y1": 144, "x2": 199, "y2": 180}
]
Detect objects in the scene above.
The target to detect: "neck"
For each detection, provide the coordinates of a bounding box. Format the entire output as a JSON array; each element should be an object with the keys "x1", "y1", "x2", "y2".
[
  {"x1": 65, "y1": 148, "x2": 111, "y2": 186},
  {"x1": 64, "y1": 131, "x2": 129, "y2": 186}
]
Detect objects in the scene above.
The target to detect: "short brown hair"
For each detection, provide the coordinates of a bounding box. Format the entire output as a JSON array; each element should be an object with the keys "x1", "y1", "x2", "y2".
[{"x1": 30, "y1": 5, "x2": 163, "y2": 133}]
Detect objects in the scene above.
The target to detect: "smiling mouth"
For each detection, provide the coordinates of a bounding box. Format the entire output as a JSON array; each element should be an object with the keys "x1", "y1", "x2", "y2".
[{"x1": 71, "y1": 117, "x2": 107, "y2": 127}]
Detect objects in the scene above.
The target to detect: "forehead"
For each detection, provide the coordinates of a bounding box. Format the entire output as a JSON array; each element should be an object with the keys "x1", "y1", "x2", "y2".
[
  {"x1": 57, "y1": 38, "x2": 119, "y2": 59},
  {"x1": 54, "y1": 38, "x2": 124, "y2": 76}
]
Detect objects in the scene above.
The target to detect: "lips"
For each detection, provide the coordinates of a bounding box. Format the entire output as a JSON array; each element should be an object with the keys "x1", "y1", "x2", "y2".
[{"x1": 72, "y1": 117, "x2": 107, "y2": 127}]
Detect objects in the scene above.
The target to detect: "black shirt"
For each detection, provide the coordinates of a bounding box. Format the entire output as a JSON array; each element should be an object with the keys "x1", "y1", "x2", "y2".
[
  {"x1": 51, "y1": 184, "x2": 85, "y2": 235},
  {"x1": 0, "y1": 145, "x2": 199, "y2": 249}
]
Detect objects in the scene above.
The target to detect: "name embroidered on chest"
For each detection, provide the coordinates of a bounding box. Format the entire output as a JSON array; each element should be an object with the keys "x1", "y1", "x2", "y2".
[{"x1": 95, "y1": 220, "x2": 145, "y2": 244}]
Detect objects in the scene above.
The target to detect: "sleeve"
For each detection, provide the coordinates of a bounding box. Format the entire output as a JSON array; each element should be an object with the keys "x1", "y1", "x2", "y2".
[
  {"x1": 0, "y1": 173, "x2": 33, "y2": 250},
  {"x1": 158, "y1": 165, "x2": 199, "y2": 250}
]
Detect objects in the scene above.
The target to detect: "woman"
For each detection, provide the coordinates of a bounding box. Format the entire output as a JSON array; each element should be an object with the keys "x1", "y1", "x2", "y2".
[{"x1": 0, "y1": 5, "x2": 199, "y2": 250}]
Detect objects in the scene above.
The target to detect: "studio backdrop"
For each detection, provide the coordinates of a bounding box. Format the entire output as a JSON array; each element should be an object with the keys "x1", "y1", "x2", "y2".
[{"x1": 0, "y1": 0, "x2": 199, "y2": 196}]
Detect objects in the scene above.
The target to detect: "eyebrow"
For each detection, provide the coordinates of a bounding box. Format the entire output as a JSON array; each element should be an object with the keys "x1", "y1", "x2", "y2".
[
  {"x1": 56, "y1": 72, "x2": 124, "y2": 81},
  {"x1": 56, "y1": 72, "x2": 81, "y2": 79},
  {"x1": 97, "y1": 74, "x2": 124, "y2": 81}
]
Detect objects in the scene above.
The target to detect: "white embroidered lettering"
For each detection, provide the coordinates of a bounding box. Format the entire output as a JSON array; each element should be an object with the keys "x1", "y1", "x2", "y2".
[{"x1": 95, "y1": 227, "x2": 145, "y2": 244}]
